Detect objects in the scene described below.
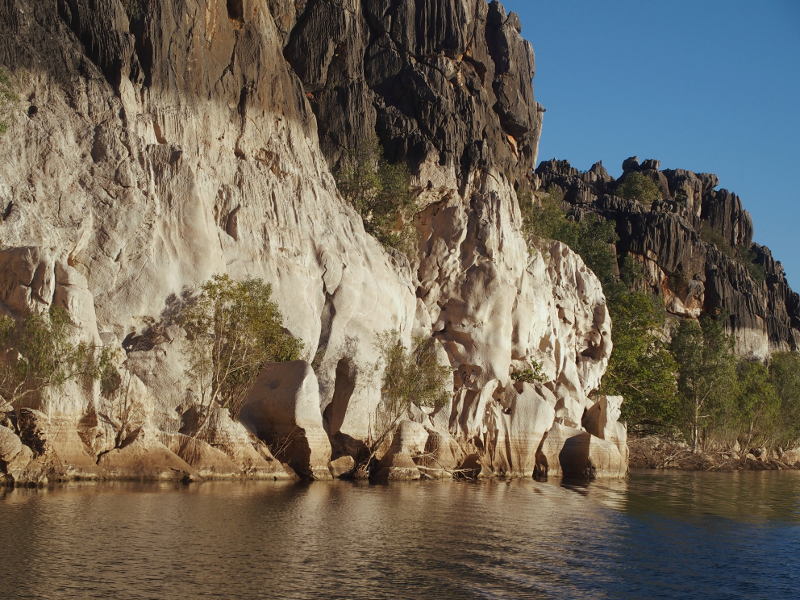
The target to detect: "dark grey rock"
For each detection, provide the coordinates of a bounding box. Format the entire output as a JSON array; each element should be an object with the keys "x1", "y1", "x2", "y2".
[{"x1": 536, "y1": 159, "x2": 800, "y2": 354}]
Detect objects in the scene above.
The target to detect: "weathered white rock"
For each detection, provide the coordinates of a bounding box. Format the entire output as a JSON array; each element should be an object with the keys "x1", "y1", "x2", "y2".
[
  {"x1": 376, "y1": 420, "x2": 429, "y2": 481},
  {"x1": 97, "y1": 428, "x2": 196, "y2": 481},
  {"x1": 240, "y1": 361, "x2": 332, "y2": 480},
  {"x1": 781, "y1": 448, "x2": 800, "y2": 466},
  {"x1": 328, "y1": 455, "x2": 356, "y2": 478},
  {"x1": 202, "y1": 407, "x2": 291, "y2": 480},
  {"x1": 482, "y1": 383, "x2": 557, "y2": 477},
  {"x1": 536, "y1": 423, "x2": 627, "y2": 480},
  {"x1": 416, "y1": 429, "x2": 468, "y2": 478},
  {"x1": 166, "y1": 434, "x2": 242, "y2": 479},
  {"x1": 0, "y1": 425, "x2": 33, "y2": 483},
  {"x1": 583, "y1": 395, "x2": 629, "y2": 466}
]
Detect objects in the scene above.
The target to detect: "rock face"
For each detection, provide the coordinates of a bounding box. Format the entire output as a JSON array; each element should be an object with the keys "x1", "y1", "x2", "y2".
[
  {"x1": 0, "y1": 0, "x2": 625, "y2": 483},
  {"x1": 240, "y1": 361, "x2": 333, "y2": 480},
  {"x1": 537, "y1": 158, "x2": 800, "y2": 358},
  {"x1": 280, "y1": 0, "x2": 542, "y2": 189}
]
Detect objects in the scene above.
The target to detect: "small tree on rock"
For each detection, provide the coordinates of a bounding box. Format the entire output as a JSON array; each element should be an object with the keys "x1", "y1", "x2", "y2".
[
  {"x1": 335, "y1": 141, "x2": 417, "y2": 256},
  {"x1": 178, "y1": 274, "x2": 303, "y2": 427},
  {"x1": 616, "y1": 172, "x2": 663, "y2": 208},
  {"x1": 0, "y1": 307, "x2": 111, "y2": 431},
  {"x1": 366, "y1": 333, "x2": 451, "y2": 461}
]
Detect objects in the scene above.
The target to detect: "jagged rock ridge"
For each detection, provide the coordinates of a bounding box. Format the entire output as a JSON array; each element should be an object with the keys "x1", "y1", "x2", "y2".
[{"x1": 537, "y1": 157, "x2": 800, "y2": 358}]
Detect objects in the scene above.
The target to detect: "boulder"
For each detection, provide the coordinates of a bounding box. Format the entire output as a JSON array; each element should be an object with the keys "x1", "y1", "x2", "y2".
[
  {"x1": 166, "y1": 434, "x2": 242, "y2": 479},
  {"x1": 583, "y1": 395, "x2": 629, "y2": 465},
  {"x1": 240, "y1": 361, "x2": 332, "y2": 480},
  {"x1": 202, "y1": 407, "x2": 292, "y2": 480},
  {"x1": 97, "y1": 428, "x2": 197, "y2": 481},
  {"x1": 535, "y1": 423, "x2": 627, "y2": 480},
  {"x1": 0, "y1": 425, "x2": 34, "y2": 484},
  {"x1": 376, "y1": 421, "x2": 429, "y2": 481},
  {"x1": 328, "y1": 455, "x2": 355, "y2": 478},
  {"x1": 416, "y1": 429, "x2": 466, "y2": 479}
]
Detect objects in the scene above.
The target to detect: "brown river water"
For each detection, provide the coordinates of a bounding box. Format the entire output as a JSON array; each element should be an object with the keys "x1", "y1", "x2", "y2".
[{"x1": 1, "y1": 470, "x2": 799, "y2": 599}]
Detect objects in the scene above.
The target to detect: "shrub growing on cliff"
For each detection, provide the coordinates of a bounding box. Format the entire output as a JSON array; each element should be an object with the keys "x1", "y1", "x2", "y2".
[
  {"x1": 335, "y1": 142, "x2": 417, "y2": 256},
  {"x1": 369, "y1": 333, "x2": 451, "y2": 450},
  {"x1": 0, "y1": 308, "x2": 110, "y2": 424},
  {"x1": 178, "y1": 275, "x2": 302, "y2": 421},
  {"x1": 511, "y1": 360, "x2": 546, "y2": 384},
  {"x1": 522, "y1": 187, "x2": 618, "y2": 284},
  {"x1": 615, "y1": 172, "x2": 662, "y2": 208}
]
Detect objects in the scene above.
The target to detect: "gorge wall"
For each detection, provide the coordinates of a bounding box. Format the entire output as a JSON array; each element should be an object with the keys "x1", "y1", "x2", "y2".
[
  {"x1": 0, "y1": 0, "x2": 625, "y2": 485},
  {"x1": 537, "y1": 158, "x2": 800, "y2": 359}
]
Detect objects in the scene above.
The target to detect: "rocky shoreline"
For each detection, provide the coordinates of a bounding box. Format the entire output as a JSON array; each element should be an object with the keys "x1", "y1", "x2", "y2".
[{"x1": 629, "y1": 436, "x2": 800, "y2": 472}]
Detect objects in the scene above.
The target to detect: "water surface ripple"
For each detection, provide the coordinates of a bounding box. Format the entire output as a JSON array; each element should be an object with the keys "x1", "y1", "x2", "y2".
[{"x1": 1, "y1": 470, "x2": 799, "y2": 599}]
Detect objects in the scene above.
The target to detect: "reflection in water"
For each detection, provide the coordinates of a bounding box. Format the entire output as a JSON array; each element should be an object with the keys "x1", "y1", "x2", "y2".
[{"x1": 1, "y1": 472, "x2": 799, "y2": 599}]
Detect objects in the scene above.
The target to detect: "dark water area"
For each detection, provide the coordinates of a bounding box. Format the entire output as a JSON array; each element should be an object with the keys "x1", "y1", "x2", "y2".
[{"x1": 1, "y1": 470, "x2": 799, "y2": 599}]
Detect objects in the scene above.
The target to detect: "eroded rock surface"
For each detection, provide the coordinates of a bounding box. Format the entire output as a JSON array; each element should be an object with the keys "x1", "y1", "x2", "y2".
[
  {"x1": 240, "y1": 361, "x2": 333, "y2": 480},
  {"x1": 0, "y1": 0, "x2": 626, "y2": 483}
]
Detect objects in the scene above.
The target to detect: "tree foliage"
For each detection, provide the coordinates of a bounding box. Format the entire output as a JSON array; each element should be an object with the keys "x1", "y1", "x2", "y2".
[
  {"x1": 615, "y1": 172, "x2": 662, "y2": 208},
  {"x1": 730, "y1": 360, "x2": 780, "y2": 450},
  {"x1": 178, "y1": 274, "x2": 303, "y2": 421},
  {"x1": 0, "y1": 308, "x2": 111, "y2": 419},
  {"x1": 335, "y1": 141, "x2": 417, "y2": 256},
  {"x1": 379, "y1": 334, "x2": 450, "y2": 416},
  {"x1": 669, "y1": 316, "x2": 738, "y2": 451},
  {"x1": 768, "y1": 352, "x2": 800, "y2": 447},
  {"x1": 602, "y1": 285, "x2": 678, "y2": 433},
  {"x1": 522, "y1": 188, "x2": 618, "y2": 283},
  {"x1": 370, "y1": 333, "x2": 451, "y2": 448},
  {"x1": 520, "y1": 181, "x2": 799, "y2": 453},
  {"x1": 522, "y1": 187, "x2": 677, "y2": 435}
]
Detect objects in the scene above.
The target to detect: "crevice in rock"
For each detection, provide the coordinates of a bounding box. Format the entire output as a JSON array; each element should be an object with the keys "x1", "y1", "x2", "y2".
[
  {"x1": 323, "y1": 357, "x2": 356, "y2": 438},
  {"x1": 227, "y1": 0, "x2": 244, "y2": 22}
]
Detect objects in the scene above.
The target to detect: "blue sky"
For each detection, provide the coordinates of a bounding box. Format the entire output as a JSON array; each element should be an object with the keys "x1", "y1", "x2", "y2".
[{"x1": 503, "y1": 0, "x2": 800, "y2": 288}]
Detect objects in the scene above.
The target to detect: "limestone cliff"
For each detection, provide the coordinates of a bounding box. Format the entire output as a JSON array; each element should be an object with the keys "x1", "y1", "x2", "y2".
[
  {"x1": 0, "y1": 0, "x2": 623, "y2": 484},
  {"x1": 537, "y1": 158, "x2": 800, "y2": 359}
]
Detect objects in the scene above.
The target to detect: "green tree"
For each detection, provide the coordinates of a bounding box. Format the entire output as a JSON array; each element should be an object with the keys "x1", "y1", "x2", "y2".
[
  {"x1": 768, "y1": 352, "x2": 800, "y2": 448},
  {"x1": 616, "y1": 172, "x2": 662, "y2": 208},
  {"x1": 370, "y1": 333, "x2": 451, "y2": 452},
  {"x1": 521, "y1": 187, "x2": 618, "y2": 284},
  {"x1": 732, "y1": 360, "x2": 780, "y2": 451},
  {"x1": 335, "y1": 141, "x2": 417, "y2": 255},
  {"x1": 0, "y1": 307, "x2": 111, "y2": 425},
  {"x1": 178, "y1": 274, "x2": 302, "y2": 423},
  {"x1": 670, "y1": 316, "x2": 737, "y2": 452},
  {"x1": 602, "y1": 285, "x2": 678, "y2": 433}
]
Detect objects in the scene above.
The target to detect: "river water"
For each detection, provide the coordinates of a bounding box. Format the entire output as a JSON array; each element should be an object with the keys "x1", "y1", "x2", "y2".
[{"x1": 1, "y1": 470, "x2": 798, "y2": 599}]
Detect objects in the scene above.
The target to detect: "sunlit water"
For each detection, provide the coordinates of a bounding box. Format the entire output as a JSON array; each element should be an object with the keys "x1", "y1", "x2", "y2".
[{"x1": 1, "y1": 470, "x2": 799, "y2": 599}]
